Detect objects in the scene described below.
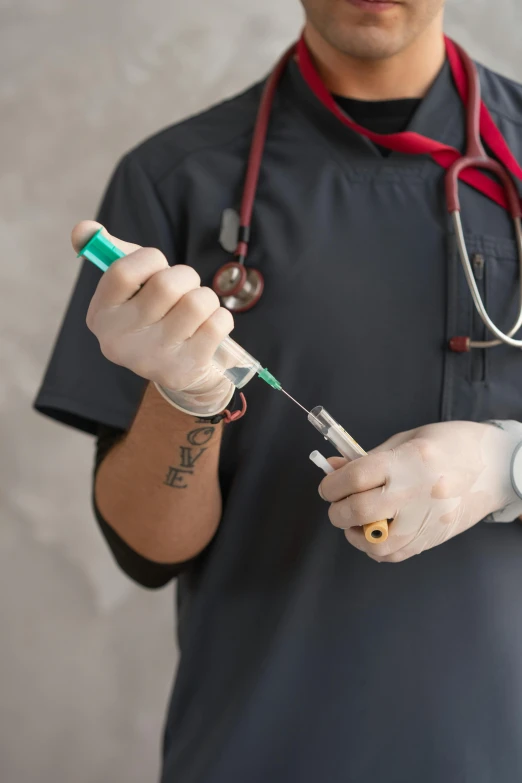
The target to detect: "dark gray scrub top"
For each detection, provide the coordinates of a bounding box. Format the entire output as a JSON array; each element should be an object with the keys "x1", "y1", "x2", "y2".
[{"x1": 35, "y1": 56, "x2": 522, "y2": 782}]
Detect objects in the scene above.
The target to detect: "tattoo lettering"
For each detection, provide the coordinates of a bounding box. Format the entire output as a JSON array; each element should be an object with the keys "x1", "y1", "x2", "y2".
[
  {"x1": 164, "y1": 425, "x2": 216, "y2": 489},
  {"x1": 179, "y1": 447, "x2": 206, "y2": 469},
  {"x1": 164, "y1": 466, "x2": 193, "y2": 489},
  {"x1": 187, "y1": 427, "x2": 215, "y2": 446}
]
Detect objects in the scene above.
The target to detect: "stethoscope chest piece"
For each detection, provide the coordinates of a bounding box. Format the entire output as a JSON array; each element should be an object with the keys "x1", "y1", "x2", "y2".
[{"x1": 212, "y1": 261, "x2": 264, "y2": 313}]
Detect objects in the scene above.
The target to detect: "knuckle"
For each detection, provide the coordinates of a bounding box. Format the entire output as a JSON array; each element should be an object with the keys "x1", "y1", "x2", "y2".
[
  {"x1": 219, "y1": 306, "x2": 235, "y2": 330},
  {"x1": 328, "y1": 500, "x2": 354, "y2": 529},
  {"x1": 200, "y1": 286, "x2": 221, "y2": 310},
  {"x1": 431, "y1": 474, "x2": 453, "y2": 500},
  {"x1": 183, "y1": 287, "x2": 220, "y2": 321},
  {"x1": 349, "y1": 465, "x2": 369, "y2": 494},
  {"x1": 327, "y1": 504, "x2": 342, "y2": 528},
  {"x1": 319, "y1": 477, "x2": 333, "y2": 502},
  {"x1": 141, "y1": 246, "x2": 169, "y2": 269},
  {"x1": 109, "y1": 259, "x2": 138, "y2": 290},
  {"x1": 146, "y1": 267, "x2": 180, "y2": 299},
  {"x1": 109, "y1": 248, "x2": 168, "y2": 290},
  {"x1": 413, "y1": 436, "x2": 438, "y2": 463},
  {"x1": 350, "y1": 494, "x2": 372, "y2": 522},
  {"x1": 206, "y1": 306, "x2": 234, "y2": 336},
  {"x1": 174, "y1": 264, "x2": 201, "y2": 287}
]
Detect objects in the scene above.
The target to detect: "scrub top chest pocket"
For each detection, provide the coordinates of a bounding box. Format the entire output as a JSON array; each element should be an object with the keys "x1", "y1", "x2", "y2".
[{"x1": 448, "y1": 231, "x2": 522, "y2": 422}]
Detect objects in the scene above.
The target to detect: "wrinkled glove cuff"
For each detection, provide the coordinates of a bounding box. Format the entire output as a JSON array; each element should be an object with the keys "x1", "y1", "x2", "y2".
[{"x1": 154, "y1": 381, "x2": 235, "y2": 418}]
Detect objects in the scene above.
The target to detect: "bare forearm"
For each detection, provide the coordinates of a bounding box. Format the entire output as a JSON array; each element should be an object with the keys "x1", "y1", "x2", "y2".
[{"x1": 95, "y1": 382, "x2": 223, "y2": 563}]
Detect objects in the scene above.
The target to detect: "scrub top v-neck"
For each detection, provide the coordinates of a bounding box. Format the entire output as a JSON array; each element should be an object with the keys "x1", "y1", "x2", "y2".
[{"x1": 35, "y1": 52, "x2": 522, "y2": 783}]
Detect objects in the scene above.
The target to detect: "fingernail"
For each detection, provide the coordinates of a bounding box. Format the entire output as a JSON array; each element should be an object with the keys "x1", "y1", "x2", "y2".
[{"x1": 318, "y1": 484, "x2": 326, "y2": 501}]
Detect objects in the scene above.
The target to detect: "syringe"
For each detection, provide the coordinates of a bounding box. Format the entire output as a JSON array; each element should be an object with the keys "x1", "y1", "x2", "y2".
[
  {"x1": 79, "y1": 229, "x2": 388, "y2": 543},
  {"x1": 78, "y1": 229, "x2": 283, "y2": 396}
]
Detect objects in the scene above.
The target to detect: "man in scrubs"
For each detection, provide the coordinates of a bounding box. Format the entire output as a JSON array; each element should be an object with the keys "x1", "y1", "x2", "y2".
[{"x1": 35, "y1": 0, "x2": 522, "y2": 780}]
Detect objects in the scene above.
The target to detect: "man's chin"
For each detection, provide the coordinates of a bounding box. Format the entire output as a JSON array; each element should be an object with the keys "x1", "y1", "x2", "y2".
[{"x1": 323, "y1": 26, "x2": 407, "y2": 60}]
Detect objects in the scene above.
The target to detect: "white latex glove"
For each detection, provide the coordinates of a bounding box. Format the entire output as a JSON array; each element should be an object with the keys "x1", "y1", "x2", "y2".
[
  {"x1": 72, "y1": 222, "x2": 235, "y2": 416},
  {"x1": 319, "y1": 420, "x2": 522, "y2": 563}
]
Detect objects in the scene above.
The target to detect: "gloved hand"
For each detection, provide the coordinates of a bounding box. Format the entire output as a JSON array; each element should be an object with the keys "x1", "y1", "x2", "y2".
[
  {"x1": 319, "y1": 420, "x2": 522, "y2": 562},
  {"x1": 72, "y1": 221, "x2": 235, "y2": 416}
]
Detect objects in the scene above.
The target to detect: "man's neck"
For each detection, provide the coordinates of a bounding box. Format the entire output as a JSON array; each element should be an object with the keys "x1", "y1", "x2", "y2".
[{"x1": 303, "y1": 22, "x2": 446, "y2": 101}]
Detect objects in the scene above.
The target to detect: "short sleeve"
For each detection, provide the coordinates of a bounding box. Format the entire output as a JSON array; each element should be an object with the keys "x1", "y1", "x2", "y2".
[{"x1": 34, "y1": 154, "x2": 176, "y2": 434}]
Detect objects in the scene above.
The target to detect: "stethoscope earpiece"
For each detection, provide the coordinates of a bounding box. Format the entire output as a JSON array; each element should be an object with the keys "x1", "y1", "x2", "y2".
[{"x1": 213, "y1": 263, "x2": 264, "y2": 313}]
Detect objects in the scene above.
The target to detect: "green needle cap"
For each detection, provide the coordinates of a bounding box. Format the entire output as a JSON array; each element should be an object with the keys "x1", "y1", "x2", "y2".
[
  {"x1": 78, "y1": 228, "x2": 126, "y2": 272},
  {"x1": 257, "y1": 367, "x2": 282, "y2": 390}
]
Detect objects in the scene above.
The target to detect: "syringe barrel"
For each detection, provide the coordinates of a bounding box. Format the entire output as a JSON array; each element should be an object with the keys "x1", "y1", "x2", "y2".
[
  {"x1": 308, "y1": 406, "x2": 366, "y2": 461},
  {"x1": 212, "y1": 336, "x2": 262, "y2": 389}
]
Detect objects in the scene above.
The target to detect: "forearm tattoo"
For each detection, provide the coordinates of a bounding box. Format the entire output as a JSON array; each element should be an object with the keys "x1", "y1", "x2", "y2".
[{"x1": 163, "y1": 420, "x2": 216, "y2": 489}]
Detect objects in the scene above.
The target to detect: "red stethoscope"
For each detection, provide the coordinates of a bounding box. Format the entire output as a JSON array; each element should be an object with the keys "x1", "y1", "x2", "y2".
[{"x1": 212, "y1": 35, "x2": 522, "y2": 352}]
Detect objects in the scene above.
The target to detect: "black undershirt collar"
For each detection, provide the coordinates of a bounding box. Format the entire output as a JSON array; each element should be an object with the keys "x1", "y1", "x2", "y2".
[
  {"x1": 332, "y1": 95, "x2": 421, "y2": 157},
  {"x1": 282, "y1": 58, "x2": 462, "y2": 161}
]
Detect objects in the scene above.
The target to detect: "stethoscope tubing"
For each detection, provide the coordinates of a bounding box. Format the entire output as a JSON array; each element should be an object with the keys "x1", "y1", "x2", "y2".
[
  {"x1": 446, "y1": 40, "x2": 522, "y2": 349},
  {"x1": 214, "y1": 36, "x2": 522, "y2": 350},
  {"x1": 452, "y1": 211, "x2": 522, "y2": 347}
]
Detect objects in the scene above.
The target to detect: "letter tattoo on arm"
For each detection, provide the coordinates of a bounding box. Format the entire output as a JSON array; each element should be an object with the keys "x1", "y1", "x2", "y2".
[{"x1": 163, "y1": 422, "x2": 216, "y2": 489}]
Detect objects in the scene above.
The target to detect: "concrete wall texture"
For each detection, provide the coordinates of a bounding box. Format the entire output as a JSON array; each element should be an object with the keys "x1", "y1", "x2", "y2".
[{"x1": 1, "y1": 1, "x2": 520, "y2": 781}]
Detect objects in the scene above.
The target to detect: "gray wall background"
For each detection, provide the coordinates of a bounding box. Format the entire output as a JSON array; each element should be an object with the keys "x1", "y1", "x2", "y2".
[{"x1": 1, "y1": 1, "x2": 520, "y2": 781}]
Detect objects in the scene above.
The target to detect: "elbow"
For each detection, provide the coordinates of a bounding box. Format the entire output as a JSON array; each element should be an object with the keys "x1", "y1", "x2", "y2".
[{"x1": 92, "y1": 496, "x2": 191, "y2": 589}]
